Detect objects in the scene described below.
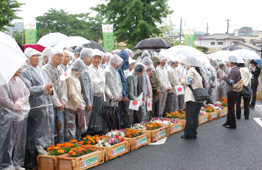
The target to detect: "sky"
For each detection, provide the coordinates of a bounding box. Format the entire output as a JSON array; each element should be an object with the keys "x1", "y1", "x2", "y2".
[{"x1": 15, "y1": 0, "x2": 262, "y2": 34}]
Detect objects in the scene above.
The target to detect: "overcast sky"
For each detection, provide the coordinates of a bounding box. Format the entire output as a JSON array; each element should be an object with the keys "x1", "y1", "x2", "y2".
[{"x1": 16, "y1": 0, "x2": 262, "y2": 34}]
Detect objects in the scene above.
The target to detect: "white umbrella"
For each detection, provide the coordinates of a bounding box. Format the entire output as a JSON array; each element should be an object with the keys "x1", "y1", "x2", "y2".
[
  {"x1": 166, "y1": 45, "x2": 211, "y2": 67},
  {"x1": 233, "y1": 49, "x2": 261, "y2": 60},
  {"x1": 37, "y1": 32, "x2": 68, "y2": 47},
  {"x1": 0, "y1": 31, "x2": 27, "y2": 85},
  {"x1": 210, "y1": 50, "x2": 244, "y2": 63},
  {"x1": 56, "y1": 36, "x2": 91, "y2": 48}
]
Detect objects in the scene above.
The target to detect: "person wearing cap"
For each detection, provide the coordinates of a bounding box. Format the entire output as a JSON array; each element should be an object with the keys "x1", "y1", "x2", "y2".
[
  {"x1": 40, "y1": 47, "x2": 51, "y2": 68},
  {"x1": 88, "y1": 50, "x2": 106, "y2": 135},
  {"x1": 79, "y1": 48, "x2": 94, "y2": 136},
  {"x1": 221, "y1": 55, "x2": 241, "y2": 129},
  {"x1": 21, "y1": 48, "x2": 55, "y2": 169},
  {"x1": 175, "y1": 63, "x2": 187, "y2": 111},
  {"x1": 42, "y1": 47, "x2": 67, "y2": 144},
  {"x1": 65, "y1": 58, "x2": 87, "y2": 141},
  {"x1": 125, "y1": 49, "x2": 134, "y2": 58},
  {"x1": 60, "y1": 50, "x2": 72, "y2": 72},
  {"x1": 155, "y1": 54, "x2": 171, "y2": 117},
  {"x1": 166, "y1": 60, "x2": 180, "y2": 113},
  {"x1": 150, "y1": 56, "x2": 161, "y2": 117},
  {"x1": 104, "y1": 54, "x2": 123, "y2": 130},
  {"x1": 100, "y1": 52, "x2": 107, "y2": 69},
  {"x1": 124, "y1": 57, "x2": 136, "y2": 78}
]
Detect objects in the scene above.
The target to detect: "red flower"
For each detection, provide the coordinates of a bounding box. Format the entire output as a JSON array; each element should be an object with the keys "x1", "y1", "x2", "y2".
[
  {"x1": 120, "y1": 137, "x2": 124, "y2": 142},
  {"x1": 116, "y1": 135, "x2": 119, "y2": 139}
]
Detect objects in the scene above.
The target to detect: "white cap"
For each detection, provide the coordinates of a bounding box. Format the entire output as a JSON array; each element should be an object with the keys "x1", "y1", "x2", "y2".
[
  {"x1": 24, "y1": 47, "x2": 41, "y2": 59},
  {"x1": 129, "y1": 57, "x2": 136, "y2": 65}
]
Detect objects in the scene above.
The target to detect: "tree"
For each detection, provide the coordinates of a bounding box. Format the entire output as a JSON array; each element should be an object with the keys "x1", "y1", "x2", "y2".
[
  {"x1": 0, "y1": 0, "x2": 23, "y2": 31},
  {"x1": 196, "y1": 46, "x2": 209, "y2": 53},
  {"x1": 36, "y1": 9, "x2": 103, "y2": 42},
  {"x1": 159, "y1": 14, "x2": 176, "y2": 44},
  {"x1": 92, "y1": 0, "x2": 172, "y2": 48}
]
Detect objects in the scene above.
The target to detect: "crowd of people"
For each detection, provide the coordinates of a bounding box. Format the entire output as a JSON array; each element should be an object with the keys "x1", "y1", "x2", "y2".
[{"x1": 0, "y1": 45, "x2": 260, "y2": 170}]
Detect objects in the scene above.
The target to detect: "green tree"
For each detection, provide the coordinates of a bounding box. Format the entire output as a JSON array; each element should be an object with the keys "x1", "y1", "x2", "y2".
[
  {"x1": 36, "y1": 9, "x2": 103, "y2": 42},
  {"x1": 0, "y1": 0, "x2": 23, "y2": 31},
  {"x1": 92, "y1": 0, "x2": 171, "y2": 48},
  {"x1": 196, "y1": 45, "x2": 209, "y2": 53},
  {"x1": 159, "y1": 14, "x2": 176, "y2": 44}
]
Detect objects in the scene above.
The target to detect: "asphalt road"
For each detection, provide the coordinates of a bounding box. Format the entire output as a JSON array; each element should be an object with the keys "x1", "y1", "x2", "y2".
[{"x1": 94, "y1": 104, "x2": 262, "y2": 170}]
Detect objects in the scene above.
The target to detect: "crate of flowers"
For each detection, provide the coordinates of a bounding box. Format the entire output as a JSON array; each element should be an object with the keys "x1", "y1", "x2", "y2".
[
  {"x1": 124, "y1": 129, "x2": 151, "y2": 151},
  {"x1": 37, "y1": 140, "x2": 80, "y2": 170},
  {"x1": 166, "y1": 111, "x2": 186, "y2": 127},
  {"x1": 214, "y1": 101, "x2": 227, "y2": 118},
  {"x1": 205, "y1": 104, "x2": 218, "y2": 121},
  {"x1": 150, "y1": 117, "x2": 184, "y2": 135},
  {"x1": 142, "y1": 122, "x2": 168, "y2": 142},
  {"x1": 199, "y1": 108, "x2": 208, "y2": 125},
  {"x1": 95, "y1": 130, "x2": 130, "y2": 162},
  {"x1": 241, "y1": 98, "x2": 244, "y2": 108},
  {"x1": 57, "y1": 145, "x2": 104, "y2": 170}
]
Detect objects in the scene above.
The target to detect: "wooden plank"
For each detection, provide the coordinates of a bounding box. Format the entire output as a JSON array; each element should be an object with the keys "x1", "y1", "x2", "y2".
[
  {"x1": 218, "y1": 107, "x2": 228, "y2": 118},
  {"x1": 169, "y1": 122, "x2": 184, "y2": 135},
  {"x1": 57, "y1": 149, "x2": 104, "y2": 170},
  {"x1": 178, "y1": 119, "x2": 186, "y2": 128},
  {"x1": 37, "y1": 155, "x2": 58, "y2": 170},
  {"x1": 199, "y1": 115, "x2": 208, "y2": 125},
  {"x1": 124, "y1": 132, "x2": 151, "y2": 151},
  {"x1": 95, "y1": 140, "x2": 130, "y2": 162},
  {"x1": 143, "y1": 126, "x2": 168, "y2": 142},
  {"x1": 207, "y1": 111, "x2": 219, "y2": 121}
]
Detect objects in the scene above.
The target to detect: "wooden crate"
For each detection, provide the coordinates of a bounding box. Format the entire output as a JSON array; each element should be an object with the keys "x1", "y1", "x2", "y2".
[
  {"x1": 178, "y1": 119, "x2": 186, "y2": 128},
  {"x1": 37, "y1": 155, "x2": 58, "y2": 170},
  {"x1": 95, "y1": 140, "x2": 130, "y2": 162},
  {"x1": 241, "y1": 99, "x2": 244, "y2": 108},
  {"x1": 199, "y1": 115, "x2": 208, "y2": 125},
  {"x1": 124, "y1": 132, "x2": 151, "y2": 151},
  {"x1": 143, "y1": 126, "x2": 168, "y2": 142},
  {"x1": 169, "y1": 122, "x2": 184, "y2": 135},
  {"x1": 207, "y1": 111, "x2": 219, "y2": 121},
  {"x1": 218, "y1": 107, "x2": 228, "y2": 118},
  {"x1": 57, "y1": 149, "x2": 104, "y2": 170}
]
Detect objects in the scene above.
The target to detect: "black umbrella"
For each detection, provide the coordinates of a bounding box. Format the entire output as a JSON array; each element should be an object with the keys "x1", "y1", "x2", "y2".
[
  {"x1": 134, "y1": 38, "x2": 172, "y2": 49},
  {"x1": 223, "y1": 46, "x2": 242, "y2": 51},
  {"x1": 83, "y1": 40, "x2": 106, "y2": 52}
]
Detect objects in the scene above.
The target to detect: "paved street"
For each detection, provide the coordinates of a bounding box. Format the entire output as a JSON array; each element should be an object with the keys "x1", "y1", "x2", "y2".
[{"x1": 94, "y1": 104, "x2": 262, "y2": 170}]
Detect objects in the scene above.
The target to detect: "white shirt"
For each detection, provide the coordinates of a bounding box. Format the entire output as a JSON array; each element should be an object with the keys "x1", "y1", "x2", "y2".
[
  {"x1": 89, "y1": 64, "x2": 105, "y2": 97},
  {"x1": 239, "y1": 67, "x2": 251, "y2": 87},
  {"x1": 156, "y1": 65, "x2": 171, "y2": 92}
]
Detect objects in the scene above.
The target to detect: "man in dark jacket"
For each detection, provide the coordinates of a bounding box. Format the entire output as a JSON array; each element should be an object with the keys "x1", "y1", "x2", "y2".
[
  {"x1": 118, "y1": 50, "x2": 129, "y2": 129},
  {"x1": 249, "y1": 60, "x2": 261, "y2": 108}
]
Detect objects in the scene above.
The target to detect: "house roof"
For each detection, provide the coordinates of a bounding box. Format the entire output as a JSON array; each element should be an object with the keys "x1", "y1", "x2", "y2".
[
  {"x1": 199, "y1": 34, "x2": 244, "y2": 40},
  {"x1": 238, "y1": 42, "x2": 261, "y2": 51}
]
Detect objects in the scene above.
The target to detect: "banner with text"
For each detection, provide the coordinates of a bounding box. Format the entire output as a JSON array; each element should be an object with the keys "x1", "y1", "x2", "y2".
[
  {"x1": 184, "y1": 28, "x2": 195, "y2": 47},
  {"x1": 24, "y1": 22, "x2": 37, "y2": 44},
  {"x1": 102, "y1": 24, "x2": 114, "y2": 52}
]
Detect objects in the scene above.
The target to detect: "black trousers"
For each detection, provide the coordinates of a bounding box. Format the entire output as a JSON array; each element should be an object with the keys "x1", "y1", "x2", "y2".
[
  {"x1": 184, "y1": 101, "x2": 202, "y2": 137},
  {"x1": 225, "y1": 91, "x2": 240, "y2": 127},
  {"x1": 251, "y1": 80, "x2": 258, "y2": 106},
  {"x1": 236, "y1": 95, "x2": 250, "y2": 119}
]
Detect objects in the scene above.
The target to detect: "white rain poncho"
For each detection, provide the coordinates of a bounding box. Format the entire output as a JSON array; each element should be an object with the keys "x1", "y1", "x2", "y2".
[
  {"x1": 0, "y1": 77, "x2": 30, "y2": 169},
  {"x1": 66, "y1": 59, "x2": 87, "y2": 141},
  {"x1": 89, "y1": 52, "x2": 106, "y2": 133},
  {"x1": 40, "y1": 47, "x2": 51, "y2": 67},
  {"x1": 141, "y1": 50, "x2": 151, "y2": 60},
  {"x1": 21, "y1": 59, "x2": 55, "y2": 166}
]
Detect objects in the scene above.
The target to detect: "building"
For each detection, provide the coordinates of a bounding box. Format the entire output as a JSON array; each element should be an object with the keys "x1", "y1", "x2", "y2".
[
  {"x1": 4, "y1": 22, "x2": 24, "y2": 37},
  {"x1": 234, "y1": 28, "x2": 262, "y2": 43},
  {"x1": 199, "y1": 34, "x2": 244, "y2": 49}
]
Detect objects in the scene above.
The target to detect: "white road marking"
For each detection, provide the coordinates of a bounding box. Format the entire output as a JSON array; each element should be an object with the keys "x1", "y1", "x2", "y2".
[
  {"x1": 148, "y1": 137, "x2": 167, "y2": 145},
  {"x1": 254, "y1": 118, "x2": 262, "y2": 127}
]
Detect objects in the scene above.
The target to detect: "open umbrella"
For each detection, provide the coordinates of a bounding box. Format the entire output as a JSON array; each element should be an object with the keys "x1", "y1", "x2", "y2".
[
  {"x1": 253, "y1": 59, "x2": 262, "y2": 68},
  {"x1": 0, "y1": 31, "x2": 27, "y2": 85},
  {"x1": 233, "y1": 49, "x2": 261, "y2": 60},
  {"x1": 165, "y1": 45, "x2": 211, "y2": 67},
  {"x1": 56, "y1": 36, "x2": 91, "y2": 48},
  {"x1": 223, "y1": 46, "x2": 242, "y2": 51},
  {"x1": 83, "y1": 40, "x2": 106, "y2": 52},
  {"x1": 211, "y1": 50, "x2": 244, "y2": 63},
  {"x1": 134, "y1": 38, "x2": 172, "y2": 49},
  {"x1": 37, "y1": 32, "x2": 68, "y2": 47}
]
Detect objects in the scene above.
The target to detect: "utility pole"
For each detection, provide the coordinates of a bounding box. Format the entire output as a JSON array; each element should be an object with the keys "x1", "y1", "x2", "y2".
[
  {"x1": 206, "y1": 22, "x2": 209, "y2": 34},
  {"x1": 225, "y1": 19, "x2": 231, "y2": 34},
  {"x1": 180, "y1": 18, "x2": 182, "y2": 43}
]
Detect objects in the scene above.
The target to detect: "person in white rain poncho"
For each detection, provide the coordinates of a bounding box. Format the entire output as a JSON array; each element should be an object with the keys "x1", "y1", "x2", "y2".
[
  {"x1": 41, "y1": 47, "x2": 67, "y2": 144},
  {"x1": 207, "y1": 60, "x2": 219, "y2": 103},
  {"x1": 175, "y1": 63, "x2": 187, "y2": 111},
  {"x1": 166, "y1": 60, "x2": 180, "y2": 113},
  {"x1": 40, "y1": 47, "x2": 51, "y2": 67},
  {"x1": 68, "y1": 45, "x2": 84, "y2": 67},
  {"x1": 125, "y1": 49, "x2": 134, "y2": 58},
  {"x1": 0, "y1": 67, "x2": 30, "y2": 170},
  {"x1": 20, "y1": 48, "x2": 55, "y2": 169},
  {"x1": 127, "y1": 63, "x2": 147, "y2": 126},
  {"x1": 88, "y1": 50, "x2": 106, "y2": 135},
  {"x1": 217, "y1": 62, "x2": 227, "y2": 100},
  {"x1": 60, "y1": 50, "x2": 72, "y2": 72},
  {"x1": 156, "y1": 54, "x2": 171, "y2": 116},
  {"x1": 124, "y1": 57, "x2": 136, "y2": 78},
  {"x1": 79, "y1": 48, "x2": 94, "y2": 136},
  {"x1": 65, "y1": 58, "x2": 87, "y2": 141},
  {"x1": 104, "y1": 54, "x2": 123, "y2": 130}
]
